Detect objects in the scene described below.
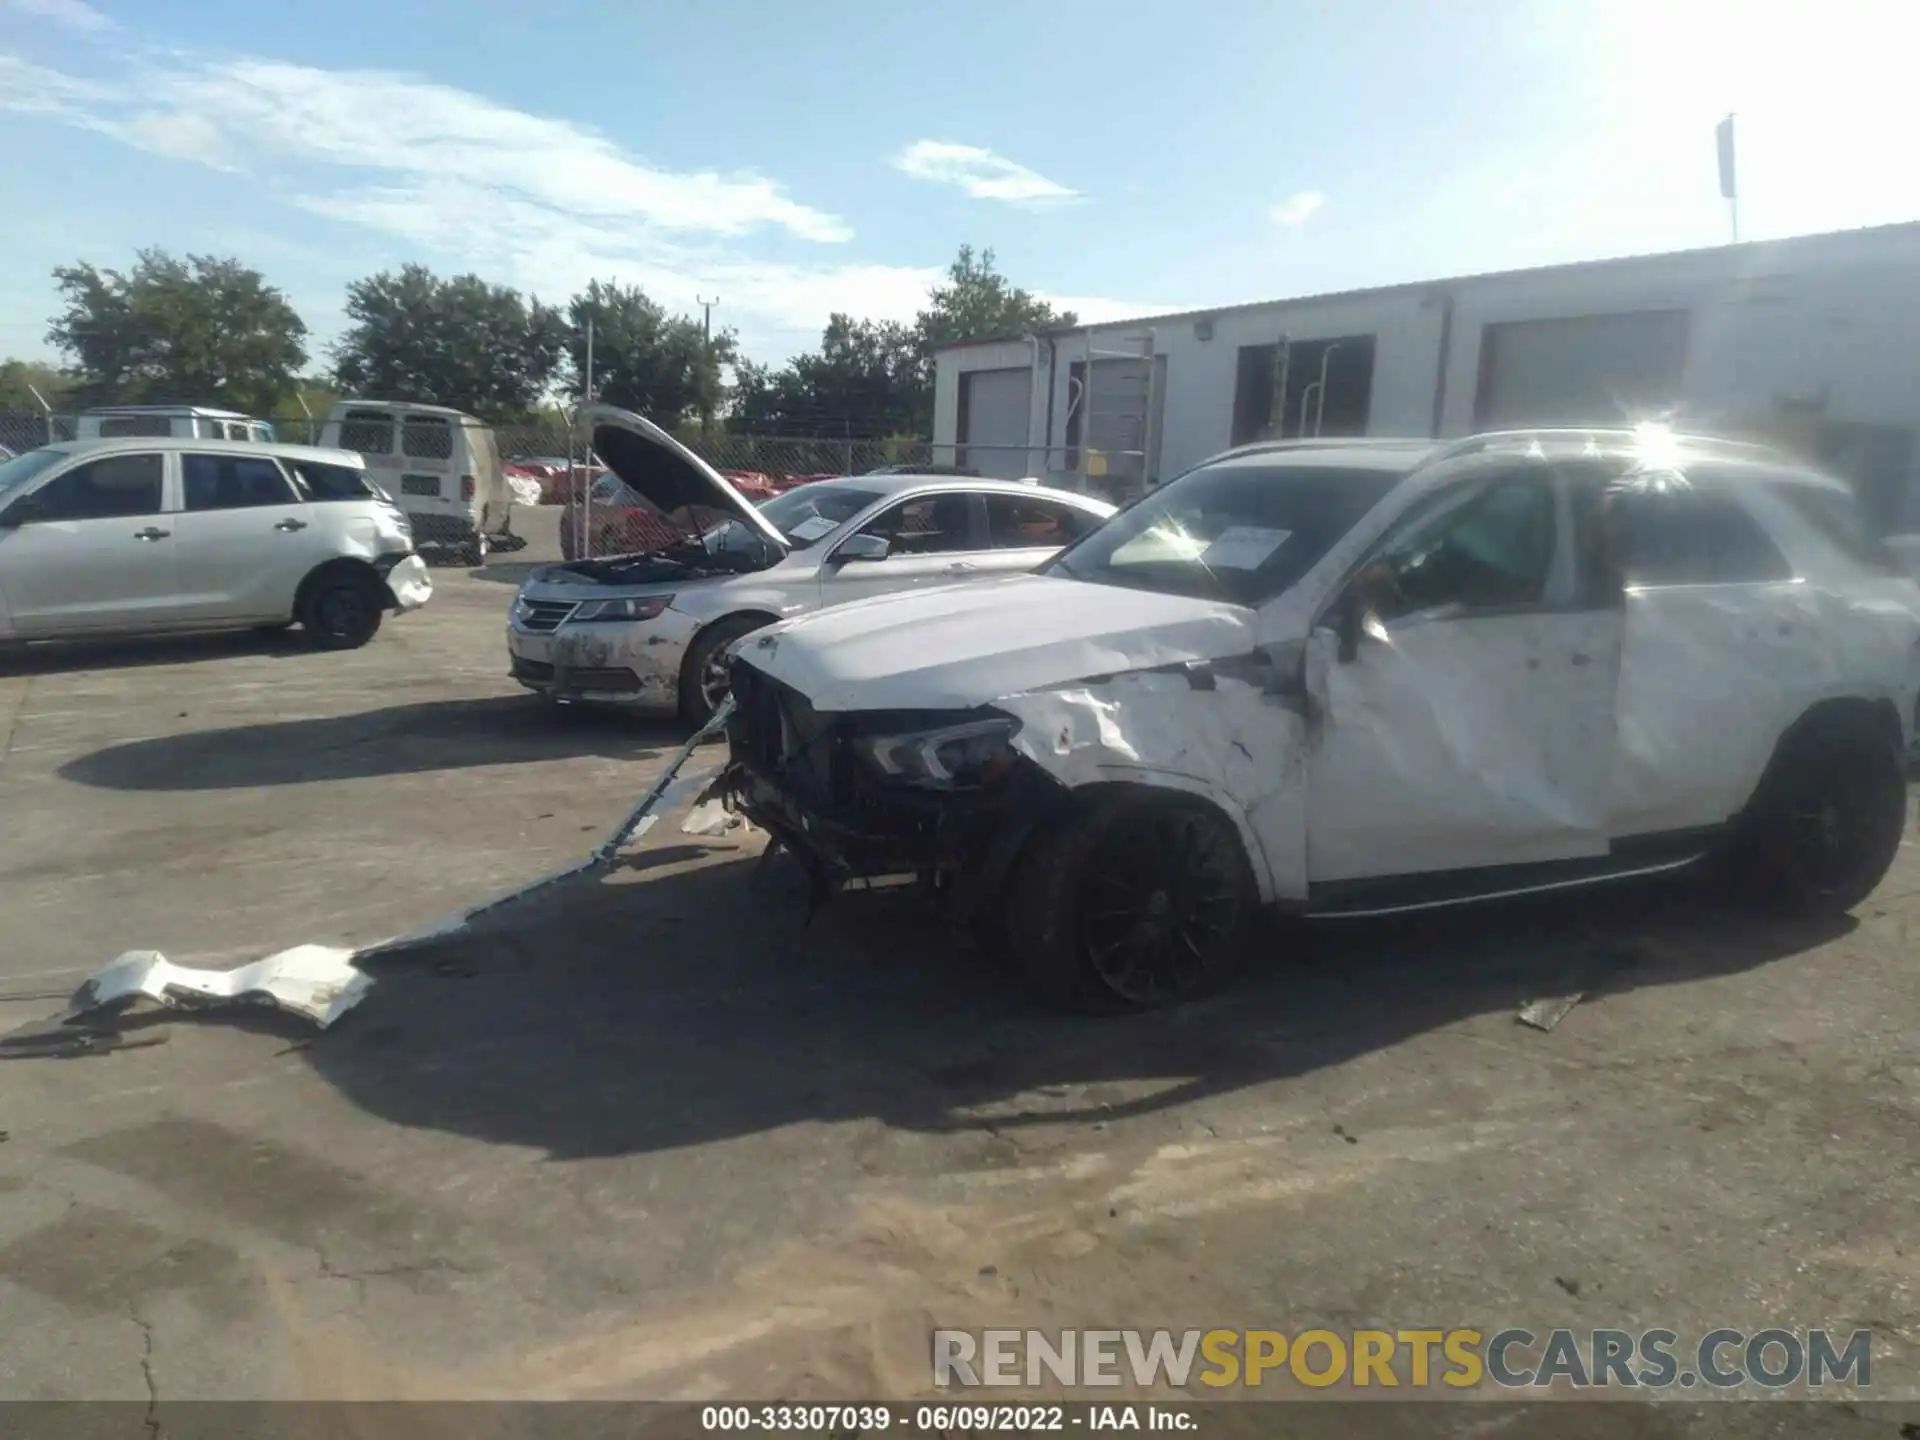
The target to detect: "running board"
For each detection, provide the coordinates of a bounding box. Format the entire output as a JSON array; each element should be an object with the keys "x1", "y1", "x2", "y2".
[{"x1": 1303, "y1": 829, "x2": 1720, "y2": 919}]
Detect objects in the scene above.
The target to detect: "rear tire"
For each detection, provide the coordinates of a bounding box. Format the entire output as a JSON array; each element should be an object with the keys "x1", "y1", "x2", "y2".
[
  {"x1": 1008, "y1": 791, "x2": 1257, "y2": 1011},
  {"x1": 1719, "y1": 712, "x2": 1907, "y2": 915},
  {"x1": 678, "y1": 614, "x2": 770, "y2": 728},
  {"x1": 299, "y1": 572, "x2": 385, "y2": 651}
]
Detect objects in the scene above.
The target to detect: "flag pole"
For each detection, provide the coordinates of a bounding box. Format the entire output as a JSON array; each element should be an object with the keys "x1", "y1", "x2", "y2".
[{"x1": 1716, "y1": 113, "x2": 1739, "y2": 244}]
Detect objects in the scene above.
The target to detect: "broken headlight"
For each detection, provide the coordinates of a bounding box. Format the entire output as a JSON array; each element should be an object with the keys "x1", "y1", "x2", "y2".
[
  {"x1": 573, "y1": 595, "x2": 672, "y2": 622},
  {"x1": 852, "y1": 716, "x2": 1021, "y2": 789}
]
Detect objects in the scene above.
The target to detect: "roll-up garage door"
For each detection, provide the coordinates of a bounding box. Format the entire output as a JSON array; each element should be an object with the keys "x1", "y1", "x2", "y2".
[{"x1": 1474, "y1": 310, "x2": 1690, "y2": 429}]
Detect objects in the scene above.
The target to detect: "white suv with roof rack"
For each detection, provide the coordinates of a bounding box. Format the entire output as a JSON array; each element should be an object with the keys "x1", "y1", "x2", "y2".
[
  {"x1": 76, "y1": 406, "x2": 277, "y2": 443},
  {"x1": 721, "y1": 426, "x2": 1920, "y2": 1010},
  {"x1": 0, "y1": 436, "x2": 430, "y2": 649}
]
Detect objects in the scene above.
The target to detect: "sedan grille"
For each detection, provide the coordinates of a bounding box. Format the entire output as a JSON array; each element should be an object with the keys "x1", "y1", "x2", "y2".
[{"x1": 518, "y1": 599, "x2": 577, "y2": 633}]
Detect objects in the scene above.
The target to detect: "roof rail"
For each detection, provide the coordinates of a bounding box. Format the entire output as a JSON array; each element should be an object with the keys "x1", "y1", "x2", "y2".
[
  {"x1": 1215, "y1": 436, "x2": 1438, "y2": 462},
  {"x1": 1431, "y1": 427, "x2": 1791, "y2": 464}
]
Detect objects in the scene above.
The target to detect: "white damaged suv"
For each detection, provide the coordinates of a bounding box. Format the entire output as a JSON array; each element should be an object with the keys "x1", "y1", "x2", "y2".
[{"x1": 723, "y1": 427, "x2": 1920, "y2": 1010}]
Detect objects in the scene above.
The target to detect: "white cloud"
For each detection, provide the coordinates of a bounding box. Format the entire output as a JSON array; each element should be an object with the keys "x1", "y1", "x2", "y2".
[
  {"x1": 893, "y1": 140, "x2": 1077, "y2": 204},
  {"x1": 0, "y1": 50, "x2": 1152, "y2": 360},
  {"x1": 1, "y1": 0, "x2": 115, "y2": 32},
  {"x1": 1269, "y1": 190, "x2": 1324, "y2": 227},
  {"x1": 0, "y1": 52, "x2": 107, "y2": 113}
]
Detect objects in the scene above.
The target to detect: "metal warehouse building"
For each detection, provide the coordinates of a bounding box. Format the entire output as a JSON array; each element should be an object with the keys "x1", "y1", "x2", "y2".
[{"x1": 931, "y1": 221, "x2": 1920, "y2": 532}]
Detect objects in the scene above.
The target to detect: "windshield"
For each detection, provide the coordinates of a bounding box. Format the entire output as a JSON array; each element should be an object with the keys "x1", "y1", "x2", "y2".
[
  {"x1": 755, "y1": 483, "x2": 884, "y2": 549},
  {"x1": 0, "y1": 446, "x2": 68, "y2": 499},
  {"x1": 1047, "y1": 456, "x2": 1408, "y2": 604}
]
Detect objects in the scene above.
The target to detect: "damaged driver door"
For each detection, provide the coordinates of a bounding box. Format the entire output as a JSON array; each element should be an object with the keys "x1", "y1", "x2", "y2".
[{"x1": 1303, "y1": 466, "x2": 1623, "y2": 890}]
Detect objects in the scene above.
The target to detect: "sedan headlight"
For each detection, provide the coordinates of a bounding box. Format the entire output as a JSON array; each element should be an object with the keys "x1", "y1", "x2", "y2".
[
  {"x1": 573, "y1": 595, "x2": 673, "y2": 622},
  {"x1": 853, "y1": 716, "x2": 1022, "y2": 789}
]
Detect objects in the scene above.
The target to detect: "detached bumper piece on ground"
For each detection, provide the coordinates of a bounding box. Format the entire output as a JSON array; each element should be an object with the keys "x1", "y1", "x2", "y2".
[{"x1": 1, "y1": 699, "x2": 740, "y2": 1060}]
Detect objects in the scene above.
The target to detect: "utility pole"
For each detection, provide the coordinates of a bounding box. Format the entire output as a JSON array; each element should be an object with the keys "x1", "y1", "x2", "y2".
[{"x1": 697, "y1": 295, "x2": 719, "y2": 433}]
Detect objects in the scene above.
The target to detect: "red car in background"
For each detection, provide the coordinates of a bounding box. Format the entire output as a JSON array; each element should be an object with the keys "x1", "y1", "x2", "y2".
[{"x1": 557, "y1": 468, "x2": 827, "y2": 559}]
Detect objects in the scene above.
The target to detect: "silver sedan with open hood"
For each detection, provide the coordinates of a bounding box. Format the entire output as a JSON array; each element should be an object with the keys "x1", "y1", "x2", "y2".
[{"x1": 506, "y1": 405, "x2": 1115, "y2": 724}]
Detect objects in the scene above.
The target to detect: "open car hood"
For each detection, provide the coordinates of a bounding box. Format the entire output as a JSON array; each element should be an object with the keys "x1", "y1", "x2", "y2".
[{"x1": 582, "y1": 403, "x2": 789, "y2": 553}]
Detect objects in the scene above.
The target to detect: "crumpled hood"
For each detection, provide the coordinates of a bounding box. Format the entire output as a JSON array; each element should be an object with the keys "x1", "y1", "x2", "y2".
[
  {"x1": 584, "y1": 403, "x2": 789, "y2": 553},
  {"x1": 738, "y1": 573, "x2": 1258, "y2": 711}
]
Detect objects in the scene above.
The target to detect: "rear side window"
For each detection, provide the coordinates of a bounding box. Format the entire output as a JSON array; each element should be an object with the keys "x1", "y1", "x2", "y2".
[
  {"x1": 26, "y1": 453, "x2": 164, "y2": 520},
  {"x1": 1774, "y1": 483, "x2": 1899, "y2": 574},
  {"x1": 339, "y1": 409, "x2": 395, "y2": 454},
  {"x1": 1606, "y1": 486, "x2": 1792, "y2": 586},
  {"x1": 97, "y1": 415, "x2": 172, "y2": 438},
  {"x1": 183, "y1": 453, "x2": 298, "y2": 511},
  {"x1": 289, "y1": 459, "x2": 374, "y2": 501},
  {"x1": 985, "y1": 494, "x2": 1097, "y2": 548},
  {"x1": 403, "y1": 415, "x2": 454, "y2": 459}
]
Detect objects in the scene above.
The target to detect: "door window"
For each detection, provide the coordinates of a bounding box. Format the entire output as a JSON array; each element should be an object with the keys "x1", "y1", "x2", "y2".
[
  {"x1": 1603, "y1": 485, "x2": 1791, "y2": 587},
  {"x1": 402, "y1": 415, "x2": 455, "y2": 460},
  {"x1": 1361, "y1": 476, "x2": 1557, "y2": 623},
  {"x1": 984, "y1": 494, "x2": 1096, "y2": 548},
  {"x1": 338, "y1": 409, "x2": 396, "y2": 454},
  {"x1": 18, "y1": 453, "x2": 165, "y2": 521},
  {"x1": 183, "y1": 453, "x2": 299, "y2": 510},
  {"x1": 855, "y1": 494, "x2": 977, "y2": 555},
  {"x1": 287, "y1": 459, "x2": 374, "y2": 501}
]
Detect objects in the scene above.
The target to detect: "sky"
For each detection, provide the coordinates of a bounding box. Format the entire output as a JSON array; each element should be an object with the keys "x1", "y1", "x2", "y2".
[{"x1": 1, "y1": 0, "x2": 1915, "y2": 371}]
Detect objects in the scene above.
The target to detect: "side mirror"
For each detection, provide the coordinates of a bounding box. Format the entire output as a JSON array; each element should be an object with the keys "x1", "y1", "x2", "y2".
[
  {"x1": 1334, "y1": 588, "x2": 1363, "y2": 664},
  {"x1": 832, "y1": 533, "x2": 890, "y2": 564},
  {"x1": 0, "y1": 494, "x2": 39, "y2": 528}
]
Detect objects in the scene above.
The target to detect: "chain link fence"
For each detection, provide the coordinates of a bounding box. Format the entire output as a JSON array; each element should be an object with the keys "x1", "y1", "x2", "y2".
[
  {"x1": 0, "y1": 412, "x2": 944, "y2": 477},
  {"x1": 0, "y1": 412, "x2": 74, "y2": 453}
]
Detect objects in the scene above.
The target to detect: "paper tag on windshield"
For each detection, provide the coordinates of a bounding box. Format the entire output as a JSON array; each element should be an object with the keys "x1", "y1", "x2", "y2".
[
  {"x1": 1200, "y1": 526, "x2": 1291, "y2": 570},
  {"x1": 788, "y1": 515, "x2": 838, "y2": 541}
]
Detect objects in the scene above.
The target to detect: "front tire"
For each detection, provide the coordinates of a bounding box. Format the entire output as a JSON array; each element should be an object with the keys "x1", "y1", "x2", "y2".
[
  {"x1": 1721, "y1": 713, "x2": 1908, "y2": 915},
  {"x1": 678, "y1": 615, "x2": 770, "y2": 728},
  {"x1": 1008, "y1": 791, "x2": 1258, "y2": 1011},
  {"x1": 300, "y1": 572, "x2": 385, "y2": 650}
]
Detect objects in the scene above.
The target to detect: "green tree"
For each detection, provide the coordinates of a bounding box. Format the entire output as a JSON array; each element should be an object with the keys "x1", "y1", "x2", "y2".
[
  {"x1": 0, "y1": 358, "x2": 73, "y2": 412},
  {"x1": 565, "y1": 279, "x2": 736, "y2": 427},
  {"x1": 732, "y1": 314, "x2": 922, "y2": 437},
  {"x1": 913, "y1": 244, "x2": 1075, "y2": 361},
  {"x1": 47, "y1": 250, "x2": 308, "y2": 414},
  {"x1": 731, "y1": 246, "x2": 1073, "y2": 437},
  {"x1": 333, "y1": 264, "x2": 565, "y2": 419}
]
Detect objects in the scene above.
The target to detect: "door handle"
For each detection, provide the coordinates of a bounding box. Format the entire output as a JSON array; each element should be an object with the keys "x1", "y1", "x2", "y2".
[
  {"x1": 944, "y1": 561, "x2": 976, "y2": 573},
  {"x1": 275, "y1": 518, "x2": 309, "y2": 532},
  {"x1": 1570, "y1": 652, "x2": 1593, "y2": 666},
  {"x1": 133, "y1": 527, "x2": 170, "y2": 541}
]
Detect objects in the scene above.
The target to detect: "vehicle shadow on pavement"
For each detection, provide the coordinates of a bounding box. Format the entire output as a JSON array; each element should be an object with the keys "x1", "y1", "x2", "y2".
[
  {"x1": 0, "y1": 629, "x2": 308, "y2": 677},
  {"x1": 58, "y1": 697, "x2": 687, "y2": 790},
  {"x1": 303, "y1": 845, "x2": 1856, "y2": 1161}
]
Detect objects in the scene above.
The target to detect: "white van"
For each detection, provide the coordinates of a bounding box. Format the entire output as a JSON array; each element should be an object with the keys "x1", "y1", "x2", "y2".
[
  {"x1": 77, "y1": 407, "x2": 276, "y2": 443},
  {"x1": 318, "y1": 400, "x2": 508, "y2": 565}
]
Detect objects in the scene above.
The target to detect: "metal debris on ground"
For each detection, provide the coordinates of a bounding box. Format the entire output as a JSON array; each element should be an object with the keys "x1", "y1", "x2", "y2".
[
  {"x1": 1516, "y1": 993, "x2": 1585, "y2": 1032},
  {"x1": 1515, "y1": 940, "x2": 1650, "y2": 1033},
  {"x1": 4, "y1": 697, "x2": 746, "y2": 1058}
]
